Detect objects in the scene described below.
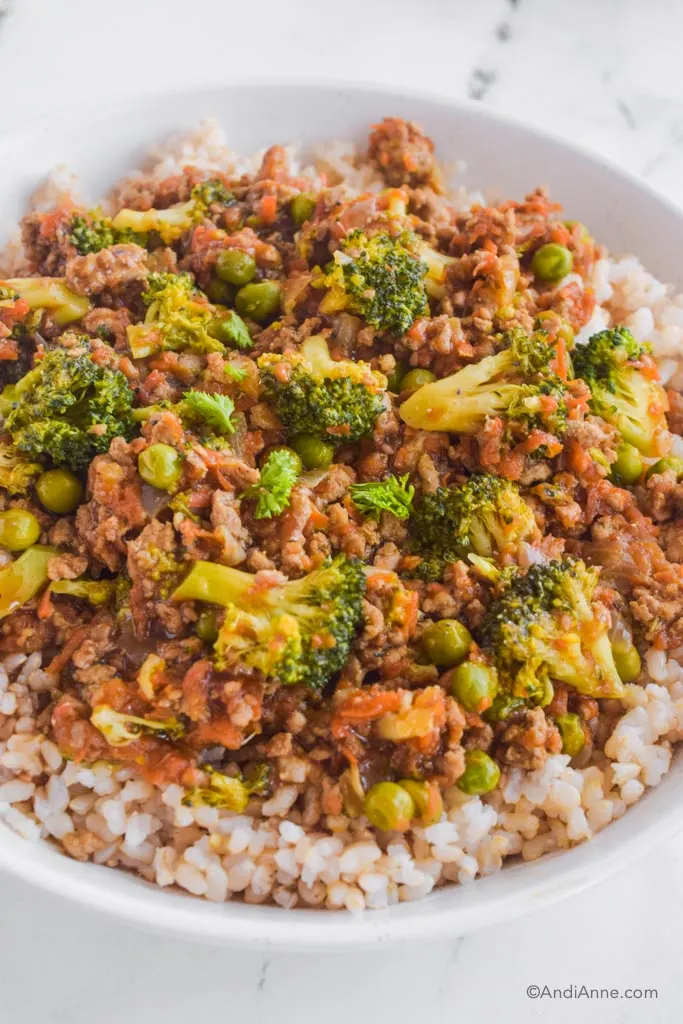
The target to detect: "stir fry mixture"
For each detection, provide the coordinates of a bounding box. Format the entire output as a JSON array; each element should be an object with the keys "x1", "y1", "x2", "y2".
[{"x1": 0, "y1": 117, "x2": 682, "y2": 902}]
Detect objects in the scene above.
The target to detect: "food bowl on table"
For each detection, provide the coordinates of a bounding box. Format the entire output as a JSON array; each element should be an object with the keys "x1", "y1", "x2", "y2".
[{"x1": 0, "y1": 81, "x2": 682, "y2": 950}]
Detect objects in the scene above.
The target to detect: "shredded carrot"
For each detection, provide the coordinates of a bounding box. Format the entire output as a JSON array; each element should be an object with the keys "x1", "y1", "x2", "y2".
[
  {"x1": 46, "y1": 626, "x2": 90, "y2": 675},
  {"x1": 308, "y1": 507, "x2": 329, "y2": 530},
  {"x1": 552, "y1": 338, "x2": 569, "y2": 381},
  {"x1": 331, "y1": 689, "x2": 402, "y2": 741},
  {"x1": 260, "y1": 195, "x2": 278, "y2": 225},
  {"x1": 37, "y1": 587, "x2": 54, "y2": 621}
]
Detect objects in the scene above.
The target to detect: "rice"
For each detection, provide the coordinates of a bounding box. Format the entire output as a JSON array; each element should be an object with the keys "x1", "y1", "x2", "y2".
[
  {"x1": 0, "y1": 639, "x2": 681, "y2": 911},
  {"x1": 1, "y1": 122, "x2": 683, "y2": 911}
]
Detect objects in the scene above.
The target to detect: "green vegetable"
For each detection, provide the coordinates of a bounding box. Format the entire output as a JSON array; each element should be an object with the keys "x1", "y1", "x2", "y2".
[
  {"x1": 235, "y1": 281, "x2": 281, "y2": 322},
  {"x1": 215, "y1": 249, "x2": 257, "y2": 286},
  {"x1": 364, "y1": 781, "x2": 415, "y2": 831},
  {"x1": 555, "y1": 713, "x2": 586, "y2": 757},
  {"x1": 0, "y1": 509, "x2": 40, "y2": 551},
  {"x1": 316, "y1": 230, "x2": 429, "y2": 335},
  {"x1": 450, "y1": 661, "x2": 498, "y2": 712},
  {"x1": 1, "y1": 278, "x2": 89, "y2": 325},
  {"x1": 646, "y1": 456, "x2": 683, "y2": 480},
  {"x1": 35, "y1": 469, "x2": 83, "y2": 513},
  {"x1": 111, "y1": 178, "x2": 232, "y2": 244},
  {"x1": 90, "y1": 705, "x2": 185, "y2": 746},
  {"x1": 209, "y1": 310, "x2": 253, "y2": 350},
  {"x1": 386, "y1": 360, "x2": 408, "y2": 393},
  {"x1": 182, "y1": 390, "x2": 236, "y2": 435},
  {"x1": 259, "y1": 334, "x2": 386, "y2": 445},
  {"x1": 0, "y1": 442, "x2": 42, "y2": 495},
  {"x1": 610, "y1": 442, "x2": 644, "y2": 485},
  {"x1": 290, "y1": 194, "x2": 316, "y2": 226},
  {"x1": 530, "y1": 243, "x2": 573, "y2": 282},
  {"x1": 172, "y1": 554, "x2": 366, "y2": 692},
  {"x1": 290, "y1": 433, "x2": 335, "y2": 470},
  {"x1": 401, "y1": 368, "x2": 436, "y2": 391},
  {"x1": 69, "y1": 210, "x2": 146, "y2": 255},
  {"x1": 50, "y1": 578, "x2": 116, "y2": 605},
  {"x1": 457, "y1": 750, "x2": 501, "y2": 795},
  {"x1": 400, "y1": 327, "x2": 567, "y2": 436},
  {"x1": 224, "y1": 362, "x2": 248, "y2": 384},
  {"x1": 241, "y1": 447, "x2": 301, "y2": 519},
  {"x1": 0, "y1": 544, "x2": 56, "y2": 619},
  {"x1": 612, "y1": 639, "x2": 641, "y2": 682},
  {"x1": 573, "y1": 327, "x2": 669, "y2": 456},
  {"x1": 203, "y1": 278, "x2": 234, "y2": 305},
  {"x1": 127, "y1": 273, "x2": 226, "y2": 359},
  {"x1": 410, "y1": 474, "x2": 536, "y2": 580},
  {"x1": 2, "y1": 348, "x2": 135, "y2": 471},
  {"x1": 422, "y1": 619, "x2": 473, "y2": 668},
  {"x1": 349, "y1": 474, "x2": 415, "y2": 521},
  {"x1": 183, "y1": 764, "x2": 269, "y2": 811},
  {"x1": 481, "y1": 557, "x2": 625, "y2": 703},
  {"x1": 397, "y1": 779, "x2": 443, "y2": 826},
  {"x1": 195, "y1": 607, "x2": 218, "y2": 643},
  {"x1": 138, "y1": 444, "x2": 183, "y2": 491}
]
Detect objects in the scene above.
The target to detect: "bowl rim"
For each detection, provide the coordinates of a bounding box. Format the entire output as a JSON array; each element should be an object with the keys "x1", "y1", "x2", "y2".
[{"x1": 1, "y1": 77, "x2": 682, "y2": 949}]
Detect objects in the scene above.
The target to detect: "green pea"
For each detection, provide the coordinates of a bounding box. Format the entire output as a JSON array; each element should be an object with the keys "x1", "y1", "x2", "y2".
[
  {"x1": 138, "y1": 444, "x2": 183, "y2": 492},
  {"x1": 290, "y1": 194, "x2": 316, "y2": 226},
  {"x1": 531, "y1": 243, "x2": 573, "y2": 282},
  {"x1": 450, "y1": 661, "x2": 498, "y2": 712},
  {"x1": 235, "y1": 281, "x2": 281, "y2": 323},
  {"x1": 386, "y1": 360, "x2": 408, "y2": 393},
  {"x1": 290, "y1": 433, "x2": 334, "y2": 470},
  {"x1": 0, "y1": 509, "x2": 40, "y2": 551},
  {"x1": 611, "y1": 443, "x2": 644, "y2": 485},
  {"x1": 264, "y1": 446, "x2": 303, "y2": 475},
  {"x1": 36, "y1": 469, "x2": 83, "y2": 514},
  {"x1": 195, "y1": 608, "x2": 218, "y2": 643},
  {"x1": 215, "y1": 249, "x2": 257, "y2": 287},
  {"x1": 457, "y1": 750, "x2": 501, "y2": 795},
  {"x1": 612, "y1": 639, "x2": 642, "y2": 682},
  {"x1": 364, "y1": 781, "x2": 415, "y2": 831},
  {"x1": 398, "y1": 779, "x2": 443, "y2": 826},
  {"x1": 555, "y1": 712, "x2": 586, "y2": 757},
  {"x1": 646, "y1": 456, "x2": 683, "y2": 481},
  {"x1": 401, "y1": 368, "x2": 436, "y2": 392},
  {"x1": 422, "y1": 619, "x2": 472, "y2": 668},
  {"x1": 209, "y1": 310, "x2": 253, "y2": 350},
  {"x1": 204, "y1": 277, "x2": 235, "y2": 305}
]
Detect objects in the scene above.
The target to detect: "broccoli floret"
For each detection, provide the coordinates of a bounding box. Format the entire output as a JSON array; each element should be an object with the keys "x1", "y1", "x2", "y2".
[
  {"x1": 573, "y1": 326, "x2": 669, "y2": 456},
  {"x1": 241, "y1": 448, "x2": 301, "y2": 519},
  {"x1": 1, "y1": 278, "x2": 89, "y2": 325},
  {"x1": 409, "y1": 474, "x2": 537, "y2": 580},
  {"x1": 0, "y1": 441, "x2": 41, "y2": 494},
  {"x1": 127, "y1": 272, "x2": 225, "y2": 358},
  {"x1": 172, "y1": 555, "x2": 366, "y2": 691},
  {"x1": 111, "y1": 178, "x2": 233, "y2": 245},
  {"x1": 258, "y1": 334, "x2": 386, "y2": 445},
  {"x1": 50, "y1": 578, "x2": 117, "y2": 605},
  {"x1": 183, "y1": 764, "x2": 269, "y2": 811},
  {"x1": 349, "y1": 474, "x2": 415, "y2": 521},
  {"x1": 69, "y1": 210, "x2": 148, "y2": 255},
  {"x1": 3, "y1": 348, "x2": 135, "y2": 470},
  {"x1": 480, "y1": 557, "x2": 624, "y2": 702},
  {"x1": 400, "y1": 328, "x2": 567, "y2": 435},
  {"x1": 90, "y1": 705, "x2": 185, "y2": 746},
  {"x1": 316, "y1": 230, "x2": 429, "y2": 334}
]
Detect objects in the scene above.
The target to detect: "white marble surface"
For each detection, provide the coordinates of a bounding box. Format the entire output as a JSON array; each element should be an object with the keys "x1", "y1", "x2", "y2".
[{"x1": 1, "y1": 0, "x2": 683, "y2": 1020}]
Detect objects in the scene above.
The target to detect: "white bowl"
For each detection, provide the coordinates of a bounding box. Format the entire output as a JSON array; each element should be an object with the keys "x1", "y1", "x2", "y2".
[{"x1": 0, "y1": 81, "x2": 682, "y2": 950}]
